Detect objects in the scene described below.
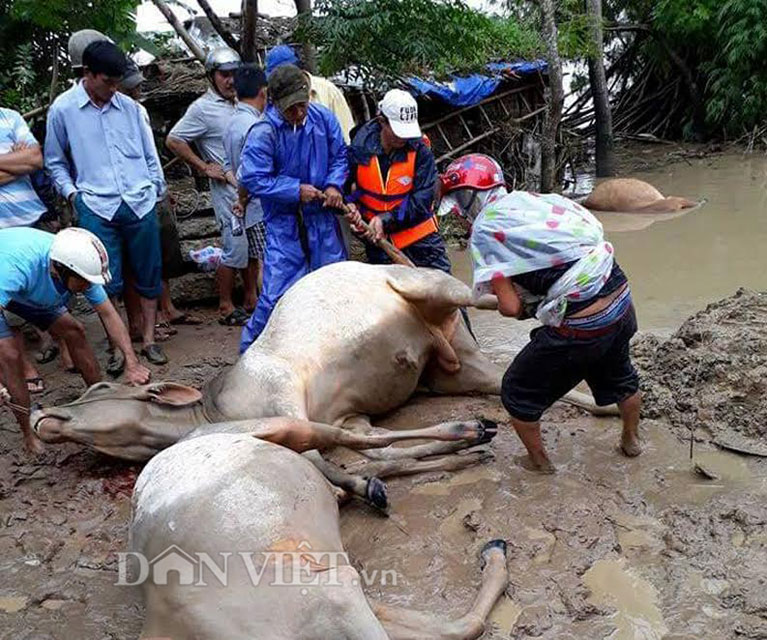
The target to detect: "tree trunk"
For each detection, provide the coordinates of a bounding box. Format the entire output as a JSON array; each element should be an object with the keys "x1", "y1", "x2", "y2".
[
  {"x1": 197, "y1": 0, "x2": 240, "y2": 53},
  {"x1": 539, "y1": 0, "x2": 564, "y2": 193},
  {"x1": 294, "y1": 0, "x2": 317, "y2": 74},
  {"x1": 585, "y1": 0, "x2": 615, "y2": 176},
  {"x1": 241, "y1": 0, "x2": 259, "y2": 62},
  {"x1": 149, "y1": 0, "x2": 206, "y2": 62}
]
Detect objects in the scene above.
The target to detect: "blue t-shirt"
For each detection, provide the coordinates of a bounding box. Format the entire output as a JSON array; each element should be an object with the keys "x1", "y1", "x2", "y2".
[{"x1": 0, "y1": 227, "x2": 107, "y2": 310}]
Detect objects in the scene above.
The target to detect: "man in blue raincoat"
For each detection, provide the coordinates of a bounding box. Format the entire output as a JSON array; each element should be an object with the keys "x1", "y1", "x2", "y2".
[{"x1": 237, "y1": 64, "x2": 351, "y2": 353}]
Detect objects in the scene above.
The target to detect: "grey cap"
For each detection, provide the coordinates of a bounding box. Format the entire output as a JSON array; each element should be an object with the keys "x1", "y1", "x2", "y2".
[
  {"x1": 121, "y1": 60, "x2": 145, "y2": 91},
  {"x1": 269, "y1": 64, "x2": 309, "y2": 113},
  {"x1": 68, "y1": 29, "x2": 112, "y2": 69}
]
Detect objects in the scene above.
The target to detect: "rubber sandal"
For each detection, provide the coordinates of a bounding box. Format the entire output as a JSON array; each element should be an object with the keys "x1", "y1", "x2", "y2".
[
  {"x1": 35, "y1": 345, "x2": 59, "y2": 364},
  {"x1": 155, "y1": 323, "x2": 178, "y2": 336},
  {"x1": 106, "y1": 349, "x2": 126, "y2": 377},
  {"x1": 169, "y1": 313, "x2": 204, "y2": 326},
  {"x1": 26, "y1": 377, "x2": 45, "y2": 394},
  {"x1": 218, "y1": 308, "x2": 249, "y2": 326},
  {"x1": 141, "y1": 343, "x2": 169, "y2": 365}
]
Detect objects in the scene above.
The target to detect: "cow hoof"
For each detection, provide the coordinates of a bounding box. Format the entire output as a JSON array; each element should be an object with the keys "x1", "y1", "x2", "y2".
[
  {"x1": 476, "y1": 418, "x2": 498, "y2": 444},
  {"x1": 365, "y1": 477, "x2": 389, "y2": 512},
  {"x1": 480, "y1": 539, "x2": 507, "y2": 570}
]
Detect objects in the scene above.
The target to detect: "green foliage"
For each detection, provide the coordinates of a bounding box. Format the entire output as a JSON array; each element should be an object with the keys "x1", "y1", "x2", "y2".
[
  {"x1": 296, "y1": 0, "x2": 542, "y2": 88},
  {"x1": 0, "y1": 0, "x2": 140, "y2": 113},
  {"x1": 637, "y1": 0, "x2": 767, "y2": 136}
]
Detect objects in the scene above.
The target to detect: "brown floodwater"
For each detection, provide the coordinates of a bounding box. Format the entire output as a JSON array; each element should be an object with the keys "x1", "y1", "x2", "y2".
[{"x1": 452, "y1": 153, "x2": 767, "y2": 335}]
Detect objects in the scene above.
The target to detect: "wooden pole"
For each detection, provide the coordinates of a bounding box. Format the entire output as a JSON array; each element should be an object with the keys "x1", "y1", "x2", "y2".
[
  {"x1": 539, "y1": 0, "x2": 564, "y2": 193},
  {"x1": 149, "y1": 0, "x2": 207, "y2": 63},
  {"x1": 197, "y1": 0, "x2": 241, "y2": 52},
  {"x1": 585, "y1": 0, "x2": 616, "y2": 176},
  {"x1": 241, "y1": 0, "x2": 259, "y2": 63},
  {"x1": 294, "y1": 0, "x2": 317, "y2": 74}
]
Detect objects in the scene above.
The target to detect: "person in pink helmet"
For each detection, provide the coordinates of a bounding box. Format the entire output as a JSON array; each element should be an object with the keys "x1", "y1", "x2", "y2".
[{"x1": 439, "y1": 154, "x2": 641, "y2": 473}]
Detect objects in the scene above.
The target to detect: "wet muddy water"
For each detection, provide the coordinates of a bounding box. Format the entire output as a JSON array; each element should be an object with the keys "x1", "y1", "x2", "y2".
[{"x1": 455, "y1": 153, "x2": 767, "y2": 336}]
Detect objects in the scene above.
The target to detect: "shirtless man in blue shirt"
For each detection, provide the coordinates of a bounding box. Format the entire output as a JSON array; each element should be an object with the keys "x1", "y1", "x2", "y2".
[{"x1": 0, "y1": 227, "x2": 149, "y2": 454}]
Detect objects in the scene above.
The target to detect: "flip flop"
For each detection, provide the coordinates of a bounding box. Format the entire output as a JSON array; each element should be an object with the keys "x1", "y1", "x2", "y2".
[
  {"x1": 26, "y1": 377, "x2": 45, "y2": 394},
  {"x1": 155, "y1": 323, "x2": 178, "y2": 336},
  {"x1": 106, "y1": 349, "x2": 126, "y2": 377},
  {"x1": 35, "y1": 345, "x2": 59, "y2": 364},
  {"x1": 218, "y1": 308, "x2": 249, "y2": 326},
  {"x1": 141, "y1": 343, "x2": 169, "y2": 366},
  {"x1": 169, "y1": 313, "x2": 204, "y2": 326}
]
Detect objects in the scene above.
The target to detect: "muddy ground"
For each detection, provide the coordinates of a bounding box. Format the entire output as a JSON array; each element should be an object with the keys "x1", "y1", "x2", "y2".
[{"x1": 2, "y1": 290, "x2": 767, "y2": 639}]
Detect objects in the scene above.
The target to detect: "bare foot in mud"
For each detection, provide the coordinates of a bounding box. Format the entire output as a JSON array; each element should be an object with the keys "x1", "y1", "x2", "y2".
[
  {"x1": 24, "y1": 434, "x2": 44, "y2": 456},
  {"x1": 516, "y1": 453, "x2": 556, "y2": 474},
  {"x1": 620, "y1": 435, "x2": 642, "y2": 457}
]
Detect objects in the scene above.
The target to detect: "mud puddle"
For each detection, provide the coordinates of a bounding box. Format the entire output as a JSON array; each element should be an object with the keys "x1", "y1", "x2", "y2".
[
  {"x1": 455, "y1": 153, "x2": 767, "y2": 336},
  {"x1": 340, "y1": 394, "x2": 767, "y2": 639}
]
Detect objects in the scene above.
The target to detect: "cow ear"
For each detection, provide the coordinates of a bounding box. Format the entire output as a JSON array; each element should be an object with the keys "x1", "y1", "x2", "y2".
[
  {"x1": 145, "y1": 383, "x2": 203, "y2": 407},
  {"x1": 386, "y1": 267, "x2": 472, "y2": 324}
]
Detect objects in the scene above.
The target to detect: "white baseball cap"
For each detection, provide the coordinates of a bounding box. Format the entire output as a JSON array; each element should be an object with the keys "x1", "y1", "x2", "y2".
[{"x1": 379, "y1": 89, "x2": 422, "y2": 139}]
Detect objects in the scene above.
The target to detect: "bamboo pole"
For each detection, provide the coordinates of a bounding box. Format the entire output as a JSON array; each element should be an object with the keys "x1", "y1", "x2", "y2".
[{"x1": 149, "y1": 0, "x2": 206, "y2": 63}]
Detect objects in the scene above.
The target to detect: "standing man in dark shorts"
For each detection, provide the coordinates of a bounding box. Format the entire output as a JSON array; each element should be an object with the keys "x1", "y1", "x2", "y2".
[
  {"x1": 223, "y1": 64, "x2": 269, "y2": 292},
  {"x1": 438, "y1": 153, "x2": 641, "y2": 473},
  {"x1": 119, "y1": 61, "x2": 199, "y2": 333}
]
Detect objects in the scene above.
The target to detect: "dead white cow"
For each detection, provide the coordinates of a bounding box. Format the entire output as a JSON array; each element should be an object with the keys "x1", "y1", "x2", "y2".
[{"x1": 132, "y1": 432, "x2": 508, "y2": 640}]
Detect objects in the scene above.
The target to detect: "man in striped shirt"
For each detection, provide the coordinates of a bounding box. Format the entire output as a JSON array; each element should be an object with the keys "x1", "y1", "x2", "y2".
[{"x1": 0, "y1": 107, "x2": 47, "y2": 229}]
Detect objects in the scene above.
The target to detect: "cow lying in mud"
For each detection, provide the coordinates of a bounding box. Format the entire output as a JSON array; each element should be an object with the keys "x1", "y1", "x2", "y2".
[
  {"x1": 132, "y1": 431, "x2": 509, "y2": 640},
  {"x1": 584, "y1": 178, "x2": 699, "y2": 213},
  {"x1": 31, "y1": 263, "x2": 609, "y2": 506}
]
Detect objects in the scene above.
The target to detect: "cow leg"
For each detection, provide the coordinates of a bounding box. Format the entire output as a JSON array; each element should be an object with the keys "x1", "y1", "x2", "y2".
[
  {"x1": 358, "y1": 439, "x2": 480, "y2": 461},
  {"x1": 369, "y1": 540, "x2": 509, "y2": 640},
  {"x1": 240, "y1": 416, "x2": 497, "y2": 452},
  {"x1": 302, "y1": 450, "x2": 389, "y2": 512},
  {"x1": 560, "y1": 389, "x2": 619, "y2": 416},
  {"x1": 344, "y1": 447, "x2": 493, "y2": 479}
]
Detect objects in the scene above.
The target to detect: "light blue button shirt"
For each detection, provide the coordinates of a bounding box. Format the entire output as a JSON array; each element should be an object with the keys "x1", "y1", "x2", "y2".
[
  {"x1": 223, "y1": 102, "x2": 265, "y2": 227},
  {"x1": 44, "y1": 81, "x2": 165, "y2": 221}
]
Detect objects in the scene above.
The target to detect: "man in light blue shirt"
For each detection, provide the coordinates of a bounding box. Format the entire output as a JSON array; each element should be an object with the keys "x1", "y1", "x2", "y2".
[
  {"x1": 0, "y1": 107, "x2": 47, "y2": 228},
  {"x1": 0, "y1": 227, "x2": 149, "y2": 454},
  {"x1": 45, "y1": 40, "x2": 168, "y2": 368},
  {"x1": 223, "y1": 64, "x2": 268, "y2": 289},
  {"x1": 166, "y1": 47, "x2": 258, "y2": 327}
]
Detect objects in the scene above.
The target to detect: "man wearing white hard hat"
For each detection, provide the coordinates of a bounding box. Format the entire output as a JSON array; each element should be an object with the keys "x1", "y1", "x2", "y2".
[
  {"x1": 0, "y1": 227, "x2": 150, "y2": 454},
  {"x1": 346, "y1": 89, "x2": 450, "y2": 272}
]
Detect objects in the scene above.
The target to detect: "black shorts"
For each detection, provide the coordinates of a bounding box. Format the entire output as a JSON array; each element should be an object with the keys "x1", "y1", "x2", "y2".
[
  {"x1": 157, "y1": 198, "x2": 185, "y2": 280},
  {"x1": 501, "y1": 305, "x2": 639, "y2": 422}
]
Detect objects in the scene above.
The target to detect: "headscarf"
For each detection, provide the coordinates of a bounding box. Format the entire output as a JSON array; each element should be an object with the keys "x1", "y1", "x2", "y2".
[{"x1": 470, "y1": 191, "x2": 614, "y2": 326}]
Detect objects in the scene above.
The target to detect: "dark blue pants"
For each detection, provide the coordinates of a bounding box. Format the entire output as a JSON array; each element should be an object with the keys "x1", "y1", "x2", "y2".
[{"x1": 76, "y1": 196, "x2": 162, "y2": 299}]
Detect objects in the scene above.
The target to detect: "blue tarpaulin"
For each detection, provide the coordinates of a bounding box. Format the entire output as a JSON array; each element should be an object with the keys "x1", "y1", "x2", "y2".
[{"x1": 406, "y1": 60, "x2": 547, "y2": 108}]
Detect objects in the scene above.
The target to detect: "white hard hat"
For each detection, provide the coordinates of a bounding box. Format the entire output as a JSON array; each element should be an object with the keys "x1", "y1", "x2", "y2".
[
  {"x1": 205, "y1": 47, "x2": 241, "y2": 74},
  {"x1": 49, "y1": 228, "x2": 112, "y2": 285},
  {"x1": 378, "y1": 89, "x2": 421, "y2": 139},
  {"x1": 68, "y1": 30, "x2": 112, "y2": 69}
]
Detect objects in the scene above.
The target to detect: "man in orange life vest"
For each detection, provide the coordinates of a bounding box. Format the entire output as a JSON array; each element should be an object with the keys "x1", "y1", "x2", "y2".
[{"x1": 346, "y1": 90, "x2": 451, "y2": 272}]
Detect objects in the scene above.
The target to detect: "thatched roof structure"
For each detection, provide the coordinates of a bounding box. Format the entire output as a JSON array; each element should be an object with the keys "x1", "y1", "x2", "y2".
[{"x1": 142, "y1": 14, "x2": 295, "y2": 105}]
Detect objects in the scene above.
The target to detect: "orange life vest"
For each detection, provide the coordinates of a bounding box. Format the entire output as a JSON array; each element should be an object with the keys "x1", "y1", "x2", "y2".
[{"x1": 355, "y1": 144, "x2": 438, "y2": 249}]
